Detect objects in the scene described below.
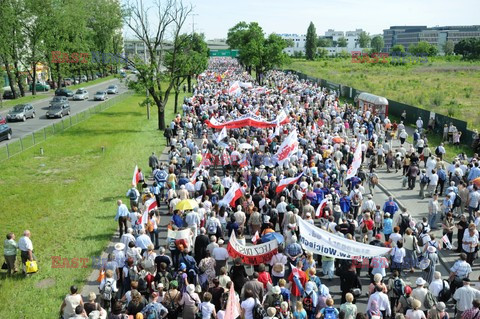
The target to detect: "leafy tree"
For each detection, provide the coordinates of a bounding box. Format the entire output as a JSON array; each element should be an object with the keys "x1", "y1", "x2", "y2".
[
  {"x1": 317, "y1": 37, "x2": 333, "y2": 47},
  {"x1": 337, "y1": 37, "x2": 348, "y2": 47},
  {"x1": 443, "y1": 40, "x2": 454, "y2": 56},
  {"x1": 305, "y1": 22, "x2": 317, "y2": 60},
  {"x1": 409, "y1": 41, "x2": 438, "y2": 57},
  {"x1": 358, "y1": 31, "x2": 371, "y2": 48},
  {"x1": 338, "y1": 50, "x2": 350, "y2": 59},
  {"x1": 317, "y1": 47, "x2": 328, "y2": 58},
  {"x1": 292, "y1": 51, "x2": 304, "y2": 58},
  {"x1": 454, "y1": 38, "x2": 480, "y2": 60},
  {"x1": 391, "y1": 44, "x2": 405, "y2": 54},
  {"x1": 370, "y1": 36, "x2": 384, "y2": 53},
  {"x1": 124, "y1": 0, "x2": 193, "y2": 130}
]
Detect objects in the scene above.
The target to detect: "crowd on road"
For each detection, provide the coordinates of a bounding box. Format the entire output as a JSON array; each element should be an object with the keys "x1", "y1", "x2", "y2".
[{"x1": 6, "y1": 57, "x2": 480, "y2": 319}]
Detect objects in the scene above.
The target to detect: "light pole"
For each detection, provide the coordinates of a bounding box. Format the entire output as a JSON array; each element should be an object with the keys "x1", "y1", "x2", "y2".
[{"x1": 191, "y1": 14, "x2": 199, "y2": 34}]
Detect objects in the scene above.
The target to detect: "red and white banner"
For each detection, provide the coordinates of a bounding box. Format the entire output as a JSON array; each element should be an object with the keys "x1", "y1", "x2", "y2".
[
  {"x1": 346, "y1": 140, "x2": 362, "y2": 180},
  {"x1": 141, "y1": 198, "x2": 158, "y2": 225},
  {"x1": 276, "y1": 173, "x2": 303, "y2": 193},
  {"x1": 269, "y1": 124, "x2": 280, "y2": 140},
  {"x1": 315, "y1": 198, "x2": 329, "y2": 217},
  {"x1": 205, "y1": 111, "x2": 289, "y2": 129},
  {"x1": 224, "y1": 283, "x2": 241, "y2": 319},
  {"x1": 239, "y1": 82, "x2": 253, "y2": 89},
  {"x1": 228, "y1": 81, "x2": 241, "y2": 96},
  {"x1": 216, "y1": 126, "x2": 228, "y2": 143},
  {"x1": 251, "y1": 231, "x2": 260, "y2": 244},
  {"x1": 132, "y1": 165, "x2": 140, "y2": 186},
  {"x1": 227, "y1": 232, "x2": 278, "y2": 265},
  {"x1": 275, "y1": 130, "x2": 298, "y2": 166},
  {"x1": 219, "y1": 183, "x2": 243, "y2": 208}
]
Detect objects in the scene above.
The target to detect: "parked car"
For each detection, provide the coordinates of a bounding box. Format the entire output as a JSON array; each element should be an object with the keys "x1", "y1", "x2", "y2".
[
  {"x1": 73, "y1": 89, "x2": 89, "y2": 100},
  {"x1": 119, "y1": 71, "x2": 127, "y2": 78},
  {"x1": 0, "y1": 115, "x2": 6, "y2": 125},
  {"x1": 46, "y1": 103, "x2": 70, "y2": 118},
  {"x1": 80, "y1": 75, "x2": 87, "y2": 82},
  {"x1": 55, "y1": 88, "x2": 74, "y2": 97},
  {"x1": 29, "y1": 82, "x2": 50, "y2": 92},
  {"x1": 106, "y1": 85, "x2": 118, "y2": 94},
  {"x1": 94, "y1": 91, "x2": 108, "y2": 101},
  {"x1": 2, "y1": 88, "x2": 21, "y2": 99},
  {"x1": 0, "y1": 124, "x2": 12, "y2": 141},
  {"x1": 6, "y1": 104, "x2": 35, "y2": 122},
  {"x1": 64, "y1": 78, "x2": 73, "y2": 86},
  {"x1": 50, "y1": 96, "x2": 69, "y2": 107}
]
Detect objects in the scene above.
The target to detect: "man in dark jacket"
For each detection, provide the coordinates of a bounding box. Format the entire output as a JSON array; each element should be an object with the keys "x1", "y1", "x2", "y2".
[
  {"x1": 194, "y1": 228, "x2": 209, "y2": 264},
  {"x1": 340, "y1": 264, "x2": 362, "y2": 304}
]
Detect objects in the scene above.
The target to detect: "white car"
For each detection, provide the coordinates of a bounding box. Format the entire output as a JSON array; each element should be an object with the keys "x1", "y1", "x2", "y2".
[
  {"x1": 94, "y1": 91, "x2": 108, "y2": 101},
  {"x1": 106, "y1": 85, "x2": 118, "y2": 94},
  {"x1": 73, "y1": 89, "x2": 89, "y2": 100}
]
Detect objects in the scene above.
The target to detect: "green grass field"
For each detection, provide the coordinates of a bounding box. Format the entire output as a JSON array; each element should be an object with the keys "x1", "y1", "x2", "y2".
[
  {"x1": 0, "y1": 89, "x2": 182, "y2": 318},
  {"x1": 1, "y1": 75, "x2": 116, "y2": 108},
  {"x1": 287, "y1": 57, "x2": 480, "y2": 130}
]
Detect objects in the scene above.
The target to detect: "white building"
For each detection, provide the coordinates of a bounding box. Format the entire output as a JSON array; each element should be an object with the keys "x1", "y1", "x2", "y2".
[
  {"x1": 321, "y1": 28, "x2": 365, "y2": 56},
  {"x1": 278, "y1": 34, "x2": 307, "y2": 56}
]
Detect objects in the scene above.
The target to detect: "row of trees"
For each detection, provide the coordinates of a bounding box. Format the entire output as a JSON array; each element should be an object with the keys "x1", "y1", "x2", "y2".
[
  {"x1": 226, "y1": 22, "x2": 288, "y2": 84},
  {"x1": 0, "y1": 0, "x2": 123, "y2": 97}
]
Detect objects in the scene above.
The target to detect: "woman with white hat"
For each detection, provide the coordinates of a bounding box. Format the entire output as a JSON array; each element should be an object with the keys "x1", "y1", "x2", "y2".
[
  {"x1": 426, "y1": 301, "x2": 448, "y2": 319},
  {"x1": 422, "y1": 245, "x2": 438, "y2": 284},
  {"x1": 405, "y1": 299, "x2": 426, "y2": 319},
  {"x1": 179, "y1": 283, "x2": 201, "y2": 318}
]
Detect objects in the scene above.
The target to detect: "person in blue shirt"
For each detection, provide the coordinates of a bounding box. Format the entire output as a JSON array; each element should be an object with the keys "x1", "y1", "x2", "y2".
[
  {"x1": 382, "y1": 213, "x2": 393, "y2": 242},
  {"x1": 436, "y1": 167, "x2": 447, "y2": 195},
  {"x1": 114, "y1": 200, "x2": 130, "y2": 237},
  {"x1": 172, "y1": 210, "x2": 184, "y2": 228},
  {"x1": 339, "y1": 193, "x2": 351, "y2": 215},
  {"x1": 382, "y1": 196, "x2": 399, "y2": 217},
  {"x1": 468, "y1": 162, "x2": 480, "y2": 181}
]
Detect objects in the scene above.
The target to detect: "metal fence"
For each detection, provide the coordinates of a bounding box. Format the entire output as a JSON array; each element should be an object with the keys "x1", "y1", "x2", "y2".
[
  {"x1": 0, "y1": 92, "x2": 133, "y2": 161},
  {"x1": 283, "y1": 69, "x2": 476, "y2": 149}
]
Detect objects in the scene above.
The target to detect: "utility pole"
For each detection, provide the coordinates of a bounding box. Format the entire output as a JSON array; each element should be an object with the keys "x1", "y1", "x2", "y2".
[{"x1": 191, "y1": 14, "x2": 199, "y2": 34}]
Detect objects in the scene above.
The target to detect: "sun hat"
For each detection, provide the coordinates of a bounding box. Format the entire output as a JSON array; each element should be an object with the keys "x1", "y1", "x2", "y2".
[
  {"x1": 436, "y1": 302, "x2": 446, "y2": 312},
  {"x1": 186, "y1": 284, "x2": 195, "y2": 294},
  {"x1": 416, "y1": 277, "x2": 426, "y2": 285},
  {"x1": 272, "y1": 286, "x2": 281, "y2": 294},
  {"x1": 114, "y1": 243, "x2": 125, "y2": 251}
]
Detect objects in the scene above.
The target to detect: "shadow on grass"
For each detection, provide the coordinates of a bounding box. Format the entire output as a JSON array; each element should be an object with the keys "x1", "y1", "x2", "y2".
[
  {"x1": 100, "y1": 196, "x2": 119, "y2": 203},
  {"x1": 100, "y1": 111, "x2": 143, "y2": 117},
  {"x1": 79, "y1": 233, "x2": 114, "y2": 242},
  {"x1": 61, "y1": 128, "x2": 142, "y2": 136}
]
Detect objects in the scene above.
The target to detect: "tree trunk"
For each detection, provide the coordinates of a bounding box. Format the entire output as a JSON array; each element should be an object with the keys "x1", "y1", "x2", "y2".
[
  {"x1": 56, "y1": 63, "x2": 61, "y2": 89},
  {"x1": 174, "y1": 90, "x2": 179, "y2": 114},
  {"x1": 158, "y1": 105, "x2": 165, "y2": 130},
  {"x1": 32, "y1": 62, "x2": 37, "y2": 95},
  {"x1": 13, "y1": 60, "x2": 25, "y2": 96},
  {"x1": 187, "y1": 75, "x2": 192, "y2": 93},
  {"x1": 4, "y1": 60, "x2": 17, "y2": 98}
]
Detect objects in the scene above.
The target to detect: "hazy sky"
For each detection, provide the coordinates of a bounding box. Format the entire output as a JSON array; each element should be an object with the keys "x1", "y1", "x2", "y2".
[{"x1": 185, "y1": 0, "x2": 479, "y2": 39}]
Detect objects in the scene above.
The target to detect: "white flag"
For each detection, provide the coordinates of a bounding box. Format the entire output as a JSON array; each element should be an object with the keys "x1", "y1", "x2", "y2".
[
  {"x1": 216, "y1": 126, "x2": 228, "y2": 144},
  {"x1": 269, "y1": 124, "x2": 280, "y2": 140},
  {"x1": 345, "y1": 140, "x2": 362, "y2": 180},
  {"x1": 274, "y1": 130, "x2": 298, "y2": 166},
  {"x1": 442, "y1": 234, "x2": 452, "y2": 249}
]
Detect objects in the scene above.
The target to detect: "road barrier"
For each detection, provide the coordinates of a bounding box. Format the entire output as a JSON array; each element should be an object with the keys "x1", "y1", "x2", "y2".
[{"x1": 0, "y1": 91, "x2": 133, "y2": 161}]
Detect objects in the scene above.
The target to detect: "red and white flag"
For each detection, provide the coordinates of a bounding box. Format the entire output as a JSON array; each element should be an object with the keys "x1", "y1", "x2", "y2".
[
  {"x1": 132, "y1": 165, "x2": 140, "y2": 186},
  {"x1": 142, "y1": 198, "x2": 157, "y2": 225},
  {"x1": 228, "y1": 81, "x2": 241, "y2": 96},
  {"x1": 269, "y1": 124, "x2": 280, "y2": 140},
  {"x1": 190, "y1": 168, "x2": 200, "y2": 183},
  {"x1": 219, "y1": 182, "x2": 243, "y2": 208},
  {"x1": 280, "y1": 87, "x2": 288, "y2": 94},
  {"x1": 224, "y1": 283, "x2": 241, "y2": 319},
  {"x1": 315, "y1": 198, "x2": 329, "y2": 218},
  {"x1": 239, "y1": 157, "x2": 249, "y2": 168},
  {"x1": 276, "y1": 173, "x2": 304, "y2": 194},
  {"x1": 216, "y1": 126, "x2": 228, "y2": 143},
  {"x1": 346, "y1": 140, "x2": 362, "y2": 180},
  {"x1": 275, "y1": 130, "x2": 298, "y2": 166},
  {"x1": 291, "y1": 263, "x2": 300, "y2": 278},
  {"x1": 442, "y1": 234, "x2": 453, "y2": 249},
  {"x1": 251, "y1": 231, "x2": 261, "y2": 244}
]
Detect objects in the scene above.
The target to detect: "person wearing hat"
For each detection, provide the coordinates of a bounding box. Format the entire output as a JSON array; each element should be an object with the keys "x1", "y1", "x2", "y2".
[
  {"x1": 405, "y1": 299, "x2": 425, "y2": 319},
  {"x1": 179, "y1": 284, "x2": 201, "y2": 318},
  {"x1": 163, "y1": 280, "x2": 181, "y2": 319},
  {"x1": 264, "y1": 285, "x2": 284, "y2": 310},
  {"x1": 422, "y1": 245, "x2": 439, "y2": 284},
  {"x1": 396, "y1": 285, "x2": 414, "y2": 315},
  {"x1": 427, "y1": 302, "x2": 447, "y2": 319},
  {"x1": 453, "y1": 279, "x2": 480, "y2": 318},
  {"x1": 411, "y1": 278, "x2": 429, "y2": 312},
  {"x1": 212, "y1": 239, "x2": 229, "y2": 276}
]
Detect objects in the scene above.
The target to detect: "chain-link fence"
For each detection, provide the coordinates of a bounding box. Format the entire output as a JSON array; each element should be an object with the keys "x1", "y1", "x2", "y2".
[{"x1": 0, "y1": 92, "x2": 133, "y2": 161}]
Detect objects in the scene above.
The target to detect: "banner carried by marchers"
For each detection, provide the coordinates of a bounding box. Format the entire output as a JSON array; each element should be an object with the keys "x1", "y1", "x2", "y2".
[
  {"x1": 345, "y1": 140, "x2": 362, "y2": 180},
  {"x1": 205, "y1": 111, "x2": 289, "y2": 129},
  {"x1": 298, "y1": 218, "x2": 391, "y2": 259},
  {"x1": 227, "y1": 232, "x2": 278, "y2": 265},
  {"x1": 275, "y1": 130, "x2": 298, "y2": 166}
]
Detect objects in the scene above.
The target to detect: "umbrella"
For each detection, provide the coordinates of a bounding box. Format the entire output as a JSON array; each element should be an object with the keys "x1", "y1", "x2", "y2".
[
  {"x1": 239, "y1": 143, "x2": 253, "y2": 150},
  {"x1": 473, "y1": 177, "x2": 480, "y2": 188},
  {"x1": 261, "y1": 232, "x2": 284, "y2": 245},
  {"x1": 175, "y1": 199, "x2": 199, "y2": 211},
  {"x1": 332, "y1": 137, "x2": 344, "y2": 144}
]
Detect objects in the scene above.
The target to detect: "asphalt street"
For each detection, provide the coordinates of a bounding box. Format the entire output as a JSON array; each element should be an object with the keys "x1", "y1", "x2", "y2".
[{"x1": 0, "y1": 78, "x2": 128, "y2": 145}]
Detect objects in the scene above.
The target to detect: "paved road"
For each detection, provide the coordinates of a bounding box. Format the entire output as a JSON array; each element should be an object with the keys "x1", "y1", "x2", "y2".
[{"x1": 0, "y1": 78, "x2": 128, "y2": 145}]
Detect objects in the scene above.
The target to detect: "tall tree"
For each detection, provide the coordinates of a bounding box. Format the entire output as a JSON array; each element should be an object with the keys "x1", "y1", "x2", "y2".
[
  {"x1": 443, "y1": 40, "x2": 454, "y2": 56},
  {"x1": 391, "y1": 44, "x2": 405, "y2": 54},
  {"x1": 317, "y1": 37, "x2": 333, "y2": 47},
  {"x1": 358, "y1": 31, "x2": 371, "y2": 48},
  {"x1": 124, "y1": 0, "x2": 193, "y2": 130},
  {"x1": 409, "y1": 41, "x2": 438, "y2": 56},
  {"x1": 305, "y1": 22, "x2": 317, "y2": 60},
  {"x1": 337, "y1": 37, "x2": 348, "y2": 47},
  {"x1": 370, "y1": 36, "x2": 384, "y2": 53},
  {"x1": 454, "y1": 38, "x2": 480, "y2": 60}
]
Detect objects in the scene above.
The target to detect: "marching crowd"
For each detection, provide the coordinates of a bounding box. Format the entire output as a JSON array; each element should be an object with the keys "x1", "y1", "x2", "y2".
[{"x1": 34, "y1": 57, "x2": 480, "y2": 319}]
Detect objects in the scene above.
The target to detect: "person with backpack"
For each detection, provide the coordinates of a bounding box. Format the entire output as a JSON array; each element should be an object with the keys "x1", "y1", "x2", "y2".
[
  {"x1": 126, "y1": 184, "x2": 140, "y2": 210},
  {"x1": 141, "y1": 292, "x2": 168, "y2": 319},
  {"x1": 397, "y1": 209, "x2": 412, "y2": 236},
  {"x1": 264, "y1": 286, "x2": 284, "y2": 315},
  {"x1": 318, "y1": 298, "x2": 339, "y2": 319},
  {"x1": 99, "y1": 269, "x2": 118, "y2": 313},
  {"x1": 387, "y1": 270, "x2": 405, "y2": 319},
  {"x1": 302, "y1": 282, "x2": 318, "y2": 319},
  {"x1": 418, "y1": 169, "x2": 429, "y2": 199},
  {"x1": 396, "y1": 285, "x2": 414, "y2": 315}
]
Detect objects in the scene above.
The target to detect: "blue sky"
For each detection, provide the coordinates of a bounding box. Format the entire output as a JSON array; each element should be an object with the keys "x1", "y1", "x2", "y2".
[{"x1": 125, "y1": 0, "x2": 479, "y2": 39}]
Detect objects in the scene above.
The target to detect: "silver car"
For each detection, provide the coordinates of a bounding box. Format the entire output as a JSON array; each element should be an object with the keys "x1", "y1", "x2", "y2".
[
  {"x1": 73, "y1": 88, "x2": 89, "y2": 100},
  {"x1": 106, "y1": 85, "x2": 118, "y2": 94},
  {"x1": 50, "y1": 96, "x2": 69, "y2": 106},
  {"x1": 94, "y1": 91, "x2": 108, "y2": 101},
  {"x1": 6, "y1": 104, "x2": 35, "y2": 122}
]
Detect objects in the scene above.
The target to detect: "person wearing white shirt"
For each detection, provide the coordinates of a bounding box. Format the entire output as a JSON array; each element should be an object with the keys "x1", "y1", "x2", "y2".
[
  {"x1": 18, "y1": 230, "x2": 35, "y2": 274},
  {"x1": 185, "y1": 210, "x2": 201, "y2": 240},
  {"x1": 453, "y1": 278, "x2": 480, "y2": 314},
  {"x1": 135, "y1": 229, "x2": 153, "y2": 254},
  {"x1": 429, "y1": 271, "x2": 450, "y2": 298},
  {"x1": 367, "y1": 286, "x2": 391, "y2": 317},
  {"x1": 120, "y1": 228, "x2": 136, "y2": 253},
  {"x1": 370, "y1": 256, "x2": 389, "y2": 278},
  {"x1": 212, "y1": 239, "x2": 229, "y2": 275},
  {"x1": 390, "y1": 241, "x2": 406, "y2": 272}
]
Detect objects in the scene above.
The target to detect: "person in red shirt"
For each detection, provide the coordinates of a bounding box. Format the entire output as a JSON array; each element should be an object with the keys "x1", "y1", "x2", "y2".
[
  {"x1": 288, "y1": 260, "x2": 307, "y2": 312},
  {"x1": 361, "y1": 212, "x2": 375, "y2": 243},
  {"x1": 257, "y1": 263, "x2": 272, "y2": 289}
]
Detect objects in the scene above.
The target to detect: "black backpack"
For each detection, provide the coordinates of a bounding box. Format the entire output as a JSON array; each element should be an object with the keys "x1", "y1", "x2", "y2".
[
  {"x1": 453, "y1": 195, "x2": 461, "y2": 208},
  {"x1": 399, "y1": 214, "x2": 411, "y2": 234},
  {"x1": 392, "y1": 277, "x2": 405, "y2": 296},
  {"x1": 253, "y1": 300, "x2": 267, "y2": 319},
  {"x1": 437, "y1": 280, "x2": 452, "y2": 303}
]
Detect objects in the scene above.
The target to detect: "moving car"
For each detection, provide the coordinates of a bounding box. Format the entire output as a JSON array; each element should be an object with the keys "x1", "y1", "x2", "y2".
[
  {"x1": 0, "y1": 124, "x2": 12, "y2": 141},
  {"x1": 6, "y1": 104, "x2": 35, "y2": 122},
  {"x1": 29, "y1": 82, "x2": 50, "y2": 92},
  {"x1": 55, "y1": 88, "x2": 74, "y2": 97},
  {"x1": 73, "y1": 88, "x2": 89, "y2": 100},
  {"x1": 50, "y1": 96, "x2": 69, "y2": 106},
  {"x1": 106, "y1": 85, "x2": 118, "y2": 94},
  {"x1": 2, "y1": 88, "x2": 21, "y2": 99},
  {"x1": 46, "y1": 103, "x2": 70, "y2": 118},
  {"x1": 94, "y1": 91, "x2": 108, "y2": 101}
]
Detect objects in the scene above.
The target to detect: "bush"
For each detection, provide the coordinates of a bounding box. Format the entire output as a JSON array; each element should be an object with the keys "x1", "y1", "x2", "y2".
[{"x1": 431, "y1": 92, "x2": 444, "y2": 106}]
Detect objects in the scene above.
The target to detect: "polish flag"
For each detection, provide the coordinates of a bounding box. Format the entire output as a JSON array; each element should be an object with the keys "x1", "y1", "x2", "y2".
[
  {"x1": 219, "y1": 183, "x2": 243, "y2": 208},
  {"x1": 142, "y1": 198, "x2": 157, "y2": 225},
  {"x1": 228, "y1": 81, "x2": 241, "y2": 96},
  {"x1": 275, "y1": 130, "x2": 298, "y2": 166},
  {"x1": 224, "y1": 283, "x2": 241, "y2": 319},
  {"x1": 346, "y1": 140, "x2": 362, "y2": 180},
  {"x1": 291, "y1": 263, "x2": 300, "y2": 278},
  {"x1": 442, "y1": 234, "x2": 453, "y2": 249},
  {"x1": 276, "y1": 173, "x2": 304, "y2": 193},
  {"x1": 190, "y1": 168, "x2": 200, "y2": 183},
  {"x1": 315, "y1": 198, "x2": 329, "y2": 218},
  {"x1": 216, "y1": 126, "x2": 228, "y2": 143},
  {"x1": 132, "y1": 165, "x2": 140, "y2": 186},
  {"x1": 280, "y1": 87, "x2": 288, "y2": 94},
  {"x1": 251, "y1": 231, "x2": 261, "y2": 244}
]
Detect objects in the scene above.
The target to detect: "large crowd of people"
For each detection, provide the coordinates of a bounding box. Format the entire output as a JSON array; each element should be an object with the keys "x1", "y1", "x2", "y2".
[{"x1": 6, "y1": 57, "x2": 480, "y2": 319}]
